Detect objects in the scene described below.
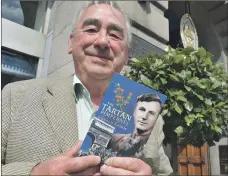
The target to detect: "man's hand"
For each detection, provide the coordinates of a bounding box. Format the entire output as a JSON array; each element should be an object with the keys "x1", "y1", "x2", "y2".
[
  {"x1": 31, "y1": 141, "x2": 101, "y2": 175},
  {"x1": 100, "y1": 157, "x2": 152, "y2": 175}
]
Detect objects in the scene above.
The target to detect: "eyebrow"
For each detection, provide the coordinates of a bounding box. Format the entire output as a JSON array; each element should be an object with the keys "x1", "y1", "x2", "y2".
[
  {"x1": 107, "y1": 23, "x2": 124, "y2": 35},
  {"x1": 82, "y1": 18, "x2": 101, "y2": 28},
  {"x1": 139, "y1": 106, "x2": 146, "y2": 111},
  {"x1": 82, "y1": 18, "x2": 124, "y2": 36},
  {"x1": 149, "y1": 111, "x2": 156, "y2": 115}
]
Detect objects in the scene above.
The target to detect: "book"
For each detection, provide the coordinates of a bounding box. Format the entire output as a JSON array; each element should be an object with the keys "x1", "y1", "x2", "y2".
[{"x1": 78, "y1": 73, "x2": 167, "y2": 163}]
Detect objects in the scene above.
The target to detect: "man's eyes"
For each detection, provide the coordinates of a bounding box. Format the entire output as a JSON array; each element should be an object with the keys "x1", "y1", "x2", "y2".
[
  {"x1": 139, "y1": 107, "x2": 146, "y2": 111},
  {"x1": 84, "y1": 28, "x2": 98, "y2": 33},
  {"x1": 149, "y1": 111, "x2": 155, "y2": 115},
  {"x1": 84, "y1": 27, "x2": 122, "y2": 40},
  {"x1": 109, "y1": 32, "x2": 122, "y2": 40}
]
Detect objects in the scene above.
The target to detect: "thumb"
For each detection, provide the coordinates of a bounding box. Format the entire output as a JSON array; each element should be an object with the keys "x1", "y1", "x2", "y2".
[{"x1": 64, "y1": 140, "x2": 83, "y2": 157}]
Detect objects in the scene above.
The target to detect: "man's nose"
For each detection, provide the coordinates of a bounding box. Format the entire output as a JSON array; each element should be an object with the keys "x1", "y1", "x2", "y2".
[
  {"x1": 141, "y1": 112, "x2": 148, "y2": 120},
  {"x1": 94, "y1": 30, "x2": 109, "y2": 50}
]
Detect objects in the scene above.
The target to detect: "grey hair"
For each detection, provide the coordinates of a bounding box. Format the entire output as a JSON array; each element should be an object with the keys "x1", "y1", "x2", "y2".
[{"x1": 71, "y1": 0, "x2": 132, "y2": 47}]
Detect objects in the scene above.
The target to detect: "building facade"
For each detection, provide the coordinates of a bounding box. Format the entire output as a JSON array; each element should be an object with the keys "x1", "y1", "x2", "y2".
[{"x1": 1, "y1": 1, "x2": 228, "y2": 175}]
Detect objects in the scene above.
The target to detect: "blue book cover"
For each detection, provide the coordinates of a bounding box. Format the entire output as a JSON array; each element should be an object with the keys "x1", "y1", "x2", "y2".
[{"x1": 78, "y1": 73, "x2": 167, "y2": 163}]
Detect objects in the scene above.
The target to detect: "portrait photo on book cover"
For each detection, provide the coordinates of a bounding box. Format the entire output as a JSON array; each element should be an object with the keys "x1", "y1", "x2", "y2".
[
  {"x1": 107, "y1": 93, "x2": 163, "y2": 157},
  {"x1": 78, "y1": 93, "x2": 163, "y2": 161}
]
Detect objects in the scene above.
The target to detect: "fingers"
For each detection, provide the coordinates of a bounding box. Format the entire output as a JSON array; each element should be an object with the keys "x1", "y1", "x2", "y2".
[
  {"x1": 73, "y1": 166, "x2": 100, "y2": 175},
  {"x1": 65, "y1": 155, "x2": 101, "y2": 173},
  {"x1": 105, "y1": 157, "x2": 141, "y2": 172},
  {"x1": 105, "y1": 157, "x2": 152, "y2": 174},
  {"x1": 64, "y1": 141, "x2": 83, "y2": 157},
  {"x1": 100, "y1": 164, "x2": 134, "y2": 175}
]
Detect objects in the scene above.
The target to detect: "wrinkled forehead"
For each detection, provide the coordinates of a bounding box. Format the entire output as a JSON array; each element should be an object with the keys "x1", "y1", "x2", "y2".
[
  {"x1": 135, "y1": 101, "x2": 162, "y2": 111},
  {"x1": 77, "y1": 4, "x2": 127, "y2": 30}
]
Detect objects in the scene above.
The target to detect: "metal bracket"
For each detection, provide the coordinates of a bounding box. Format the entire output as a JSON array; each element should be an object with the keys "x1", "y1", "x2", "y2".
[
  {"x1": 187, "y1": 157, "x2": 192, "y2": 164},
  {"x1": 201, "y1": 157, "x2": 206, "y2": 164}
]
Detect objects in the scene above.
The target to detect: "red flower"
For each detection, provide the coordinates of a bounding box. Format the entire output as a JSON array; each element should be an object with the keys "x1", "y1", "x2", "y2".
[{"x1": 129, "y1": 92, "x2": 132, "y2": 96}]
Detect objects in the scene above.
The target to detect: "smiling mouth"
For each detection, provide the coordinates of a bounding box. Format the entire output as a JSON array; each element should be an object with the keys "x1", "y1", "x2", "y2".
[
  {"x1": 86, "y1": 53, "x2": 112, "y2": 61},
  {"x1": 138, "y1": 121, "x2": 147, "y2": 125},
  {"x1": 95, "y1": 55, "x2": 111, "y2": 60}
]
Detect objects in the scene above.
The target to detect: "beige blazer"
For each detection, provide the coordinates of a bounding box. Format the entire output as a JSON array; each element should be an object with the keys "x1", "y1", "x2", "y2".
[{"x1": 1, "y1": 76, "x2": 173, "y2": 175}]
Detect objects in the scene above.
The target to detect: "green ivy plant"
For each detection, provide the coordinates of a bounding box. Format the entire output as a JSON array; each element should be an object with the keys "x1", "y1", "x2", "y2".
[{"x1": 126, "y1": 47, "x2": 228, "y2": 147}]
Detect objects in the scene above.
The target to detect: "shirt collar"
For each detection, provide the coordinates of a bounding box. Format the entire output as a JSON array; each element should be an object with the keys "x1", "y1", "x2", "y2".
[{"x1": 73, "y1": 74, "x2": 91, "y2": 101}]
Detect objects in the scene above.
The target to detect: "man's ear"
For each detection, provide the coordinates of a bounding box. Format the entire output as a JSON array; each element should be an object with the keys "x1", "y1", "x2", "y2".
[{"x1": 68, "y1": 34, "x2": 73, "y2": 54}]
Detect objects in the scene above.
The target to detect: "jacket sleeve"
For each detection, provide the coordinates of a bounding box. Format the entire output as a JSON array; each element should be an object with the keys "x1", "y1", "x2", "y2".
[
  {"x1": 143, "y1": 115, "x2": 173, "y2": 176},
  {"x1": 1, "y1": 83, "x2": 39, "y2": 175}
]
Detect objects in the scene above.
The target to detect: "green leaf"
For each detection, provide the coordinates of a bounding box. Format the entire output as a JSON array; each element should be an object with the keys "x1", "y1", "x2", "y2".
[
  {"x1": 209, "y1": 76, "x2": 216, "y2": 82},
  {"x1": 184, "y1": 101, "x2": 193, "y2": 112},
  {"x1": 131, "y1": 58, "x2": 141, "y2": 63},
  {"x1": 161, "y1": 109, "x2": 168, "y2": 116},
  {"x1": 167, "y1": 111, "x2": 171, "y2": 117},
  {"x1": 160, "y1": 77, "x2": 167, "y2": 84},
  {"x1": 201, "y1": 78, "x2": 211, "y2": 89},
  {"x1": 169, "y1": 74, "x2": 180, "y2": 82},
  {"x1": 183, "y1": 56, "x2": 191, "y2": 66},
  {"x1": 206, "y1": 119, "x2": 213, "y2": 126},
  {"x1": 184, "y1": 114, "x2": 195, "y2": 126},
  {"x1": 196, "y1": 81, "x2": 206, "y2": 89},
  {"x1": 175, "y1": 126, "x2": 184, "y2": 136},
  {"x1": 184, "y1": 85, "x2": 192, "y2": 92},
  {"x1": 177, "y1": 96, "x2": 188, "y2": 103},
  {"x1": 174, "y1": 102, "x2": 183, "y2": 114},
  {"x1": 205, "y1": 99, "x2": 212, "y2": 106},
  {"x1": 204, "y1": 57, "x2": 212, "y2": 65},
  {"x1": 193, "y1": 108, "x2": 202, "y2": 112},
  {"x1": 212, "y1": 124, "x2": 222, "y2": 134},
  {"x1": 157, "y1": 70, "x2": 165, "y2": 75},
  {"x1": 196, "y1": 47, "x2": 207, "y2": 57},
  {"x1": 190, "y1": 55, "x2": 197, "y2": 62},
  {"x1": 141, "y1": 75, "x2": 152, "y2": 87},
  {"x1": 174, "y1": 54, "x2": 184, "y2": 64},
  {"x1": 192, "y1": 90, "x2": 204, "y2": 100},
  {"x1": 177, "y1": 90, "x2": 186, "y2": 96},
  {"x1": 212, "y1": 80, "x2": 222, "y2": 89},
  {"x1": 216, "y1": 102, "x2": 226, "y2": 107},
  {"x1": 154, "y1": 59, "x2": 163, "y2": 67},
  {"x1": 211, "y1": 108, "x2": 216, "y2": 120},
  {"x1": 153, "y1": 83, "x2": 160, "y2": 90},
  {"x1": 168, "y1": 88, "x2": 179, "y2": 97},
  {"x1": 196, "y1": 113, "x2": 204, "y2": 118},
  {"x1": 188, "y1": 77, "x2": 199, "y2": 85}
]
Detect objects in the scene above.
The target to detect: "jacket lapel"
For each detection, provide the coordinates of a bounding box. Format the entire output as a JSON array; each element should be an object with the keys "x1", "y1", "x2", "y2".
[{"x1": 42, "y1": 76, "x2": 79, "y2": 153}]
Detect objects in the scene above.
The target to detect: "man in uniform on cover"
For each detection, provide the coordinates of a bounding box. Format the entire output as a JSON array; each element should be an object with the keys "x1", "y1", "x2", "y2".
[{"x1": 108, "y1": 94, "x2": 162, "y2": 157}]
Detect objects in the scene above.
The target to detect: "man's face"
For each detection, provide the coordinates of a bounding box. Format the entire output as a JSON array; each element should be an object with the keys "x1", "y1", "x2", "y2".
[
  {"x1": 68, "y1": 4, "x2": 129, "y2": 80},
  {"x1": 133, "y1": 101, "x2": 161, "y2": 132}
]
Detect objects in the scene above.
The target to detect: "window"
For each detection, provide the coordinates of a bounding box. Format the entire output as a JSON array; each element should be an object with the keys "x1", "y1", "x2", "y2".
[
  {"x1": 1, "y1": 48, "x2": 38, "y2": 89},
  {"x1": 2, "y1": 0, "x2": 47, "y2": 32},
  {"x1": 129, "y1": 34, "x2": 165, "y2": 59}
]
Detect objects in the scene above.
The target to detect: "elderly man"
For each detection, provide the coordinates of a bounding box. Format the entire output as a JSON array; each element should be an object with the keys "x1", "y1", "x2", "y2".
[{"x1": 2, "y1": 1, "x2": 173, "y2": 175}]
